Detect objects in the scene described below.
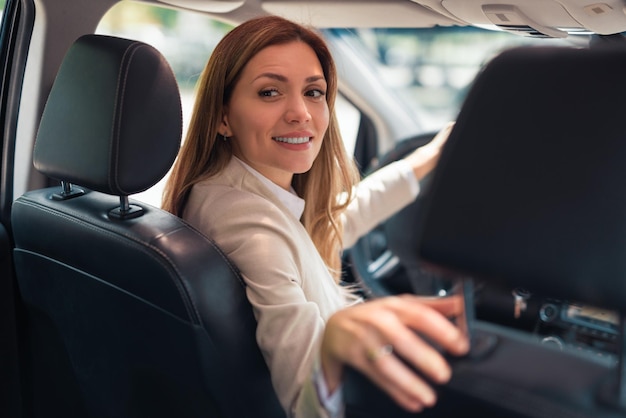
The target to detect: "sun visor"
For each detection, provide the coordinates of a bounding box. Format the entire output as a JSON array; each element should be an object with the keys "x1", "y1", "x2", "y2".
[{"x1": 263, "y1": 0, "x2": 461, "y2": 28}]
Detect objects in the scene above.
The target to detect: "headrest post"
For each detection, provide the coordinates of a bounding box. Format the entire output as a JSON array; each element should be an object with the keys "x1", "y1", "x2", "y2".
[
  {"x1": 108, "y1": 195, "x2": 143, "y2": 220},
  {"x1": 596, "y1": 315, "x2": 626, "y2": 412},
  {"x1": 458, "y1": 278, "x2": 498, "y2": 360},
  {"x1": 120, "y1": 195, "x2": 130, "y2": 212},
  {"x1": 51, "y1": 180, "x2": 85, "y2": 201},
  {"x1": 62, "y1": 181, "x2": 72, "y2": 195}
]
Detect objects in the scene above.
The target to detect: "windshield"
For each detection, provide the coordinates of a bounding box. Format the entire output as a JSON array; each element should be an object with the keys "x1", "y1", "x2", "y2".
[{"x1": 327, "y1": 27, "x2": 587, "y2": 132}]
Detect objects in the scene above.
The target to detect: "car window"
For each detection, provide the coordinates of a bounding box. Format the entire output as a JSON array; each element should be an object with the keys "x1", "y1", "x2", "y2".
[{"x1": 97, "y1": 2, "x2": 231, "y2": 139}]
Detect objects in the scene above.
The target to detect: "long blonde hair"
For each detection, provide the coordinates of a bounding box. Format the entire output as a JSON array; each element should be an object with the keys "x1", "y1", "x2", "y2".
[{"x1": 162, "y1": 15, "x2": 360, "y2": 280}]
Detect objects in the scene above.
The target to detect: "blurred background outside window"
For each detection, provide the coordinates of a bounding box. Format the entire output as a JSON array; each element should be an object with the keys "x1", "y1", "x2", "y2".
[{"x1": 96, "y1": 2, "x2": 580, "y2": 206}]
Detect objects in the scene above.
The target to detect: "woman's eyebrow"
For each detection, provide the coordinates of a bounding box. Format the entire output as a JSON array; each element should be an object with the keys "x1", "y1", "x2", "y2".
[
  {"x1": 254, "y1": 72, "x2": 287, "y2": 82},
  {"x1": 306, "y1": 75, "x2": 326, "y2": 83},
  {"x1": 253, "y1": 73, "x2": 325, "y2": 83}
]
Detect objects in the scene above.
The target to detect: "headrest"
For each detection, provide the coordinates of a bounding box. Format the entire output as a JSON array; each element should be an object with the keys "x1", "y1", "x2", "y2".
[
  {"x1": 418, "y1": 46, "x2": 626, "y2": 314},
  {"x1": 33, "y1": 34, "x2": 182, "y2": 196}
]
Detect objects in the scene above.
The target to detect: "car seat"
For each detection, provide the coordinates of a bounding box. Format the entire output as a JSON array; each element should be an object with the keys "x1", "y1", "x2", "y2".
[
  {"x1": 423, "y1": 45, "x2": 626, "y2": 417},
  {"x1": 11, "y1": 34, "x2": 284, "y2": 418},
  {"x1": 345, "y1": 45, "x2": 626, "y2": 418}
]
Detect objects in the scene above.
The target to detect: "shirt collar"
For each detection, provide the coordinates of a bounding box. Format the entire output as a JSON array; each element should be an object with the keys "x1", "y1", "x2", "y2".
[{"x1": 234, "y1": 157, "x2": 305, "y2": 220}]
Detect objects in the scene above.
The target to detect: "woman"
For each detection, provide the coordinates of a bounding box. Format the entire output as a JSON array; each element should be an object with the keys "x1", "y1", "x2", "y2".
[{"x1": 162, "y1": 15, "x2": 467, "y2": 418}]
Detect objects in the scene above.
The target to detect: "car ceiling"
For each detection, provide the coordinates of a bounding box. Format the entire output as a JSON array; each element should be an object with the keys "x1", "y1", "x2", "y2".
[
  {"x1": 33, "y1": 0, "x2": 626, "y2": 75},
  {"x1": 148, "y1": 0, "x2": 626, "y2": 34}
]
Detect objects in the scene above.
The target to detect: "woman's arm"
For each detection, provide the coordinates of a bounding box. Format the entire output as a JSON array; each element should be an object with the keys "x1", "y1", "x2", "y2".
[
  {"x1": 320, "y1": 294, "x2": 469, "y2": 413},
  {"x1": 404, "y1": 122, "x2": 454, "y2": 181},
  {"x1": 341, "y1": 122, "x2": 455, "y2": 248}
]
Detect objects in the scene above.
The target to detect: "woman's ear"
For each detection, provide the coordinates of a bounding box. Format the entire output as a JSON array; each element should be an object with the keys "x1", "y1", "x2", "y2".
[{"x1": 220, "y1": 111, "x2": 232, "y2": 137}]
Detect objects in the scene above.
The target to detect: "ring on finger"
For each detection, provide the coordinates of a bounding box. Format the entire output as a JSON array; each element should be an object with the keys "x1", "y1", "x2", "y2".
[{"x1": 366, "y1": 344, "x2": 394, "y2": 363}]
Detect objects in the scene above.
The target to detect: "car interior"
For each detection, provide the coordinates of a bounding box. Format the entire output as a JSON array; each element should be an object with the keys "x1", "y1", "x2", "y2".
[{"x1": 1, "y1": 0, "x2": 626, "y2": 417}]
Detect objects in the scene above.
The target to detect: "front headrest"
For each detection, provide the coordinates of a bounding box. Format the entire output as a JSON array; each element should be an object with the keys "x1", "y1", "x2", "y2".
[
  {"x1": 418, "y1": 46, "x2": 626, "y2": 313},
  {"x1": 33, "y1": 34, "x2": 182, "y2": 196}
]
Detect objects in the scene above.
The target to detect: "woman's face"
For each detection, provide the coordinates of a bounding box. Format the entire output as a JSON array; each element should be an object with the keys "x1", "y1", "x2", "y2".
[{"x1": 222, "y1": 41, "x2": 329, "y2": 190}]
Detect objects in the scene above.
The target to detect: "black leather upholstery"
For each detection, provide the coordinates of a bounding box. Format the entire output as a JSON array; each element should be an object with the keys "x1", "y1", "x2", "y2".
[
  {"x1": 346, "y1": 45, "x2": 626, "y2": 418},
  {"x1": 415, "y1": 46, "x2": 626, "y2": 416},
  {"x1": 419, "y1": 45, "x2": 626, "y2": 314},
  {"x1": 12, "y1": 35, "x2": 284, "y2": 418},
  {"x1": 0, "y1": 223, "x2": 20, "y2": 418}
]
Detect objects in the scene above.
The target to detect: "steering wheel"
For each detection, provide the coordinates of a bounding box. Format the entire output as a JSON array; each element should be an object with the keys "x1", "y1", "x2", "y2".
[
  {"x1": 346, "y1": 131, "x2": 453, "y2": 298},
  {"x1": 346, "y1": 134, "x2": 533, "y2": 331}
]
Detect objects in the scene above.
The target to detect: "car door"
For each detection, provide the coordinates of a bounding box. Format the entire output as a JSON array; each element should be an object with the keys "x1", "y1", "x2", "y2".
[{"x1": 0, "y1": 0, "x2": 35, "y2": 416}]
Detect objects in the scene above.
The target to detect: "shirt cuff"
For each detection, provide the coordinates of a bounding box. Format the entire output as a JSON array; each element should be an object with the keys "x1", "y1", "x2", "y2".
[
  {"x1": 313, "y1": 361, "x2": 344, "y2": 418},
  {"x1": 394, "y1": 158, "x2": 421, "y2": 199}
]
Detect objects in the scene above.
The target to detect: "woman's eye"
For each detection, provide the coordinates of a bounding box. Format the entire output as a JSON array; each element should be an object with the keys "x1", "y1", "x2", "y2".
[
  {"x1": 306, "y1": 89, "x2": 325, "y2": 99},
  {"x1": 259, "y1": 89, "x2": 279, "y2": 98}
]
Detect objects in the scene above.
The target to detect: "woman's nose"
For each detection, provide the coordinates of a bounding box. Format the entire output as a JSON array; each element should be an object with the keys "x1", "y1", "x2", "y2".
[{"x1": 284, "y1": 96, "x2": 311, "y2": 123}]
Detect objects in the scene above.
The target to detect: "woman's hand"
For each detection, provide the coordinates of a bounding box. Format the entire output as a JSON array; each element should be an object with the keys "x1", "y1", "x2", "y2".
[
  {"x1": 404, "y1": 121, "x2": 455, "y2": 181},
  {"x1": 320, "y1": 294, "x2": 469, "y2": 413}
]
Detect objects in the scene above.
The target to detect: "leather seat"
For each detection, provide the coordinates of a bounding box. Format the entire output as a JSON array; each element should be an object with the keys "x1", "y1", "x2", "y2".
[
  {"x1": 345, "y1": 45, "x2": 626, "y2": 418},
  {"x1": 416, "y1": 45, "x2": 626, "y2": 417},
  {"x1": 12, "y1": 34, "x2": 284, "y2": 418}
]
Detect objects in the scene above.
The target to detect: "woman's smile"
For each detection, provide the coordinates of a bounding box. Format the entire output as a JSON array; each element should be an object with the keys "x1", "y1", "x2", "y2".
[{"x1": 272, "y1": 136, "x2": 311, "y2": 145}]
